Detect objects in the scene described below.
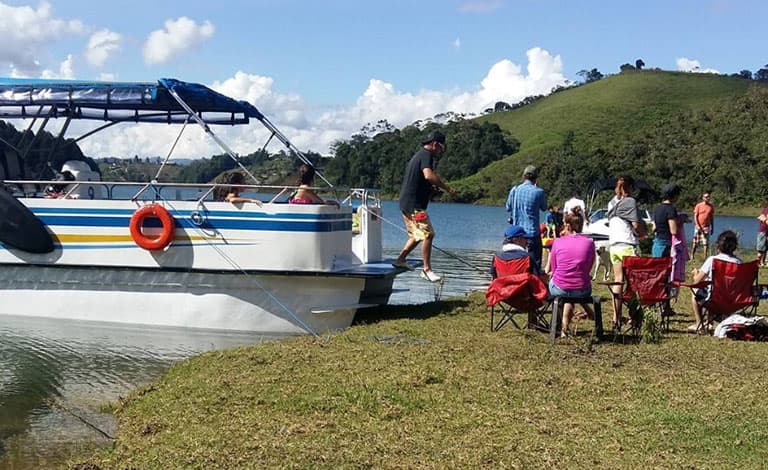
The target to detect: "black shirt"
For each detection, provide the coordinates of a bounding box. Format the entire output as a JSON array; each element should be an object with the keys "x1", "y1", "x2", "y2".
[
  {"x1": 653, "y1": 202, "x2": 678, "y2": 240},
  {"x1": 399, "y1": 148, "x2": 434, "y2": 213}
]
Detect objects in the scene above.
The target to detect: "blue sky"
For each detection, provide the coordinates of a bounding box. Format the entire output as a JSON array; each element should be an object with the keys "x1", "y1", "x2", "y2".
[{"x1": 1, "y1": 0, "x2": 766, "y2": 157}]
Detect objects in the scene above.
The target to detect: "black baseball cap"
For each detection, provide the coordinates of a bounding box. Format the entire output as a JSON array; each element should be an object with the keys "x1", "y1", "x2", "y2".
[{"x1": 421, "y1": 130, "x2": 446, "y2": 145}]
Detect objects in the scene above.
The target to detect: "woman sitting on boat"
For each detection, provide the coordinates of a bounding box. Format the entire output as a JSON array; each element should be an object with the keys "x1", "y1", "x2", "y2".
[
  {"x1": 289, "y1": 164, "x2": 339, "y2": 206},
  {"x1": 218, "y1": 172, "x2": 262, "y2": 205},
  {"x1": 44, "y1": 171, "x2": 76, "y2": 198}
]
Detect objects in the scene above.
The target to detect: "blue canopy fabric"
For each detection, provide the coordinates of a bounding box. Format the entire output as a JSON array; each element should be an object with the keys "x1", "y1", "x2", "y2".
[{"x1": 0, "y1": 77, "x2": 264, "y2": 125}]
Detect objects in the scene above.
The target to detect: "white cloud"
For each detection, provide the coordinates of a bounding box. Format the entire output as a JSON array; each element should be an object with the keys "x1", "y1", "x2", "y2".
[
  {"x1": 77, "y1": 47, "x2": 567, "y2": 159},
  {"x1": 41, "y1": 54, "x2": 75, "y2": 79},
  {"x1": 458, "y1": 0, "x2": 504, "y2": 13},
  {"x1": 143, "y1": 17, "x2": 215, "y2": 65},
  {"x1": 453, "y1": 37, "x2": 461, "y2": 49},
  {"x1": 99, "y1": 72, "x2": 117, "y2": 81},
  {"x1": 0, "y1": 2, "x2": 84, "y2": 75},
  {"x1": 86, "y1": 29, "x2": 121, "y2": 67},
  {"x1": 676, "y1": 57, "x2": 720, "y2": 74}
]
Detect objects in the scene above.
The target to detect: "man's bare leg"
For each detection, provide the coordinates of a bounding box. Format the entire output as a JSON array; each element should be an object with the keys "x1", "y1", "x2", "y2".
[
  {"x1": 395, "y1": 238, "x2": 419, "y2": 265},
  {"x1": 421, "y1": 236, "x2": 434, "y2": 272}
]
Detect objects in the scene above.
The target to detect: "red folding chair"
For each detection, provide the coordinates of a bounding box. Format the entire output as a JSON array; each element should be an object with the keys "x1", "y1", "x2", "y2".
[
  {"x1": 604, "y1": 256, "x2": 674, "y2": 334},
  {"x1": 485, "y1": 255, "x2": 549, "y2": 331},
  {"x1": 684, "y1": 259, "x2": 760, "y2": 332}
]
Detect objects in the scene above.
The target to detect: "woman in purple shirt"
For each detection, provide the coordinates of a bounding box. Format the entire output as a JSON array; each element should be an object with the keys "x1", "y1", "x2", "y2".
[{"x1": 547, "y1": 207, "x2": 596, "y2": 335}]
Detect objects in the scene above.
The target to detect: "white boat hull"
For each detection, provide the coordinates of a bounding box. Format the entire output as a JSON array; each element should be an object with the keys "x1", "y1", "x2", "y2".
[
  {"x1": 0, "y1": 265, "x2": 366, "y2": 334},
  {"x1": 0, "y1": 191, "x2": 397, "y2": 335}
]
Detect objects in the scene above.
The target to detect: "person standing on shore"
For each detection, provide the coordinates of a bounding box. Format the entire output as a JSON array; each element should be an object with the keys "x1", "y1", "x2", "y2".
[
  {"x1": 505, "y1": 165, "x2": 547, "y2": 273},
  {"x1": 563, "y1": 190, "x2": 586, "y2": 218},
  {"x1": 652, "y1": 183, "x2": 681, "y2": 258},
  {"x1": 757, "y1": 204, "x2": 768, "y2": 267},
  {"x1": 691, "y1": 192, "x2": 714, "y2": 259},
  {"x1": 393, "y1": 130, "x2": 457, "y2": 282}
]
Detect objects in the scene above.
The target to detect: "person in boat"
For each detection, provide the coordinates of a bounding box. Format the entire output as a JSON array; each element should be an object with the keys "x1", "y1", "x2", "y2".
[
  {"x1": 505, "y1": 165, "x2": 547, "y2": 274},
  {"x1": 220, "y1": 172, "x2": 262, "y2": 205},
  {"x1": 606, "y1": 175, "x2": 645, "y2": 328},
  {"x1": 288, "y1": 164, "x2": 339, "y2": 206},
  {"x1": 393, "y1": 130, "x2": 457, "y2": 283},
  {"x1": 652, "y1": 183, "x2": 681, "y2": 258},
  {"x1": 45, "y1": 170, "x2": 76, "y2": 198},
  {"x1": 547, "y1": 206, "x2": 595, "y2": 336}
]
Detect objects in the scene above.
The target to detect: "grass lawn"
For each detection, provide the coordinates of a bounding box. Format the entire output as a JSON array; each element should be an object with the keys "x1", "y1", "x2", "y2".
[{"x1": 72, "y1": 268, "x2": 768, "y2": 469}]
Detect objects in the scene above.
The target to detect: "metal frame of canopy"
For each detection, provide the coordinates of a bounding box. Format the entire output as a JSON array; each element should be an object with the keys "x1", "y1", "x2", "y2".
[{"x1": 0, "y1": 77, "x2": 333, "y2": 187}]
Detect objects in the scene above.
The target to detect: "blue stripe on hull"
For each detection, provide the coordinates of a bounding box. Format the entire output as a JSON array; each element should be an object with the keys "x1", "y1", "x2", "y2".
[
  {"x1": 31, "y1": 206, "x2": 351, "y2": 220},
  {"x1": 37, "y1": 215, "x2": 352, "y2": 232}
]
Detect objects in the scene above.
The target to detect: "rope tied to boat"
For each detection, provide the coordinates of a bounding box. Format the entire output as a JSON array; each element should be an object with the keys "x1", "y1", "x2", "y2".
[{"x1": 156, "y1": 196, "x2": 322, "y2": 338}]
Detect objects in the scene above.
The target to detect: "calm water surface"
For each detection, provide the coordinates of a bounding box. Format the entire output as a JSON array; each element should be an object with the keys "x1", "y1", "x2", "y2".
[{"x1": 0, "y1": 201, "x2": 758, "y2": 468}]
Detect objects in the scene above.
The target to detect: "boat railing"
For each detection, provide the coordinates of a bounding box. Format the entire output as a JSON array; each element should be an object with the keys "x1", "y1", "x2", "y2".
[{"x1": 3, "y1": 179, "x2": 381, "y2": 208}]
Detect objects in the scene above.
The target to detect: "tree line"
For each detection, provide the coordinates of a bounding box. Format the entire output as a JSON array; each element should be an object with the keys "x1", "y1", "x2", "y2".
[
  {"x1": 323, "y1": 120, "x2": 519, "y2": 199},
  {"x1": 527, "y1": 85, "x2": 768, "y2": 209}
]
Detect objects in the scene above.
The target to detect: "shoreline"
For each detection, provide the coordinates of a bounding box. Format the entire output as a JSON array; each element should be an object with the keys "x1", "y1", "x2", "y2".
[{"x1": 71, "y1": 279, "x2": 768, "y2": 468}]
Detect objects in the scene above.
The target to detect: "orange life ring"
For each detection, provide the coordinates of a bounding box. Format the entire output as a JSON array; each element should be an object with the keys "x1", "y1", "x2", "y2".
[{"x1": 129, "y1": 204, "x2": 175, "y2": 250}]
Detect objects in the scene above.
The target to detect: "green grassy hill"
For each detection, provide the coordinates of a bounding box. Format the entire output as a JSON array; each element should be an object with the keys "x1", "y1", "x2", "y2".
[{"x1": 457, "y1": 70, "x2": 768, "y2": 208}]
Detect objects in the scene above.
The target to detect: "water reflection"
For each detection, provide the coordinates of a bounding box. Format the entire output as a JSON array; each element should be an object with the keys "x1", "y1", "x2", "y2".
[
  {"x1": 0, "y1": 316, "x2": 279, "y2": 468},
  {"x1": 387, "y1": 248, "x2": 493, "y2": 305}
]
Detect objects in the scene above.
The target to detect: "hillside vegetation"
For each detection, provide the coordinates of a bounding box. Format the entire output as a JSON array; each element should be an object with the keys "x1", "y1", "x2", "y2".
[{"x1": 458, "y1": 70, "x2": 768, "y2": 208}]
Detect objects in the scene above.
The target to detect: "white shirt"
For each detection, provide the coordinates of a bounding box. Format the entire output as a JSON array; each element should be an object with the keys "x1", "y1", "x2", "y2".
[
  {"x1": 607, "y1": 196, "x2": 639, "y2": 246},
  {"x1": 502, "y1": 242, "x2": 527, "y2": 252},
  {"x1": 699, "y1": 253, "x2": 742, "y2": 281},
  {"x1": 563, "y1": 197, "x2": 585, "y2": 216}
]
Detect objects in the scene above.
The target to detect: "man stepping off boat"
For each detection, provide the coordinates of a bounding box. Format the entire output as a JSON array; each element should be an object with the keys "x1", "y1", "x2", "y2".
[{"x1": 393, "y1": 130, "x2": 457, "y2": 282}]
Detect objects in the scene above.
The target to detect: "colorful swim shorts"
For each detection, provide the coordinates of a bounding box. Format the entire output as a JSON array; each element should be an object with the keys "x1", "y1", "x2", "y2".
[{"x1": 403, "y1": 210, "x2": 434, "y2": 242}]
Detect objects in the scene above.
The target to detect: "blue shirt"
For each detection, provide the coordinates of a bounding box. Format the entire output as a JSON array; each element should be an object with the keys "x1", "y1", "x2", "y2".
[{"x1": 505, "y1": 180, "x2": 547, "y2": 237}]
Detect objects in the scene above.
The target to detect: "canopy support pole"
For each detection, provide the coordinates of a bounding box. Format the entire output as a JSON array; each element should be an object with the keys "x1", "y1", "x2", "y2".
[
  {"x1": 165, "y1": 86, "x2": 261, "y2": 184},
  {"x1": 165, "y1": 84, "x2": 333, "y2": 188},
  {"x1": 153, "y1": 116, "x2": 189, "y2": 181},
  {"x1": 36, "y1": 115, "x2": 72, "y2": 179},
  {"x1": 253, "y1": 114, "x2": 334, "y2": 188}
]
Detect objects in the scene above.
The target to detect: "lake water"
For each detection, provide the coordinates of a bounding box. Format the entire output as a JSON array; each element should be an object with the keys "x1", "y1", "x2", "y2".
[{"x1": 0, "y1": 200, "x2": 759, "y2": 468}]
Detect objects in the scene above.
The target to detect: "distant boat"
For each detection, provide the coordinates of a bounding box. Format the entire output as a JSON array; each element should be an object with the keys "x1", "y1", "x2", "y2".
[
  {"x1": 583, "y1": 177, "x2": 656, "y2": 244},
  {"x1": 0, "y1": 78, "x2": 408, "y2": 335}
]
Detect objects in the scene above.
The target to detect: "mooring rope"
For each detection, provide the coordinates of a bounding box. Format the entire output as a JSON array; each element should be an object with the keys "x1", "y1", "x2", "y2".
[
  {"x1": 154, "y1": 195, "x2": 322, "y2": 338},
  {"x1": 359, "y1": 205, "x2": 491, "y2": 276}
]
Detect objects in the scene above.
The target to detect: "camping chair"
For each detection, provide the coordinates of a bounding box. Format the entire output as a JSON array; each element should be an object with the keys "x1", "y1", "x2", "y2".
[
  {"x1": 682, "y1": 259, "x2": 760, "y2": 333},
  {"x1": 601, "y1": 256, "x2": 674, "y2": 334},
  {"x1": 485, "y1": 255, "x2": 549, "y2": 332}
]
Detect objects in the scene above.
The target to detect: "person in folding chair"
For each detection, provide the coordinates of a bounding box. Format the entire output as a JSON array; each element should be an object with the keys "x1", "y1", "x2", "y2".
[
  {"x1": 486, "y1": 225, "x2": 548, "y2": 331},
  {"x1": 547, "y1": 207, "x2": 596, "y2": 337},
  {"x1": 688, "y1": 230, "x2": 743, "y2": 333},
  {"x1": 490, "y1": 225, "x2": 538, "y2": 277}
]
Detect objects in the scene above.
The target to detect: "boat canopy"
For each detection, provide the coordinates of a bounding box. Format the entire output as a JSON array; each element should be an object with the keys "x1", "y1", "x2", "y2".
[{"x1": 0, "y1": 78, "x2": 264, "y2": 125}]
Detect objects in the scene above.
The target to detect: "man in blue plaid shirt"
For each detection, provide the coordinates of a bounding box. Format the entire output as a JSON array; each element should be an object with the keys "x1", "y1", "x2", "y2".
[{"x1": 505, "y1": 165, "x2": 547, "y2": 273}]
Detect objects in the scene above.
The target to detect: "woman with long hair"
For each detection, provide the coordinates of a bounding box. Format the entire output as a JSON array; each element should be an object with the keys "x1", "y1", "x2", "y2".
[
  {"x1": 606, "y1": 175, "x2": 645, "y2": 328},
  {"x1": 217, "y1": 171, "x2": 262, "y2": 205},
  {"x1": 289, "y1": 164, "x2": 338, "y2": 206}
]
